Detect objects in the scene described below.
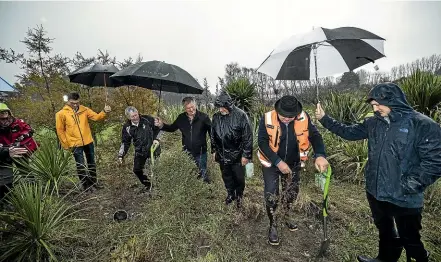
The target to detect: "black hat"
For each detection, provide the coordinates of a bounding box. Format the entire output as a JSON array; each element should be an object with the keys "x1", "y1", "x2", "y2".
[{"x1": 274, "y1": 95, "x2": 302, "y2": 118}]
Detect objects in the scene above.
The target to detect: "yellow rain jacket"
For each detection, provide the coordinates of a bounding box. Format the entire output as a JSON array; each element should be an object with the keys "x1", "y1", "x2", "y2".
[{"x1": 55, "y1": 105, "x2": 106, "y2": 149}]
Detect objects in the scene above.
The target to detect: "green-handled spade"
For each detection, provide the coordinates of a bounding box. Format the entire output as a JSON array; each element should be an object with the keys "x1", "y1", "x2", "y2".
[
  {"x1": 149, "y1": 142, "x2": 159, "y2": 191},
  {"x1": 315, "y1": 165, "x2": 332, "y2": 260}
]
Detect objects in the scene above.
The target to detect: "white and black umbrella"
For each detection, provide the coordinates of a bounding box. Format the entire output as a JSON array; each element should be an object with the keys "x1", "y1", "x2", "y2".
[{"x1": 257, "y1": 27, "x2": 386, "y2": 100}]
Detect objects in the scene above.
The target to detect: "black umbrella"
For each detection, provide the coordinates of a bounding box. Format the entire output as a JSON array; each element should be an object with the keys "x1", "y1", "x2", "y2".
[
  {"x1": 68, "y1": 63, "x2": 123, "y2": 102},
  {"x1": 110, "y1": 60, "x2": 203, "y2": 114},
  {"x1": 257, "y1": 26, "x2": 386, "y2": 102}
]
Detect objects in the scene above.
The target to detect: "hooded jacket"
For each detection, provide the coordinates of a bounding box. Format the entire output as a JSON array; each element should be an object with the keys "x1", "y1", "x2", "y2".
[
  {"x1": 319, "y1": 82, "x2": 441, "y2": 208},
  {"x1": 211, "y1": 91, "x2": 253, "y2": 165},
  {"x1": 55, "y1": 105, "x2": 106, "y2": 149},
  {"x1": 0, "y1": 118, "x2": 37, "y2": 152}
]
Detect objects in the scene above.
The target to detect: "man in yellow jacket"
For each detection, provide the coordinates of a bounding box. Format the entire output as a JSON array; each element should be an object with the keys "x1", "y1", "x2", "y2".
[{"x1": 55, "y1": 92, "x2": 111, "y2": 191}]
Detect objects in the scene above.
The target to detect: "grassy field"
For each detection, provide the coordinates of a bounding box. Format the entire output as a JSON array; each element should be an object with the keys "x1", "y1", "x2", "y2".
[{"x1": 25, "y1": 128, "x2": 437, "y2": 262}]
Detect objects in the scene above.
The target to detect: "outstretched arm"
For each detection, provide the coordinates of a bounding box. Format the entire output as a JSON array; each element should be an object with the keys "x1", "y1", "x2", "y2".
[
  {"x1": 319, "y1": 114, "x2": 368, "y2": 141},
  {"x1": 118, "y1": 126, "x2": 132, "y2": 159},
  {"x1": 87, "y1": 108, "x2": 106, "y2": 121}
]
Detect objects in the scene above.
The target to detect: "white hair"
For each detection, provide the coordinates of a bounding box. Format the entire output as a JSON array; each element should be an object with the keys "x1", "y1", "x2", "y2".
[{"x1": 125, "y1": 106, "x2": 138, "y2": 119}]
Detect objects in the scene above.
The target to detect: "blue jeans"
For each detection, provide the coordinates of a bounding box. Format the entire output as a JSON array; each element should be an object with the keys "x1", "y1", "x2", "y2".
[
  {"x1": 72, "y1": 143, "x2": 97, "y2": 188},
  {"x1": 193, "y1": 153, "x2": 208, "y2": 182}
]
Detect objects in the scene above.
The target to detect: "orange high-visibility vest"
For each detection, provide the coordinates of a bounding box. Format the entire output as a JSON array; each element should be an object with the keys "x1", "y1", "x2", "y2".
[{"x1": 257, "y1": 110, "x2": 310, "y2": 167}]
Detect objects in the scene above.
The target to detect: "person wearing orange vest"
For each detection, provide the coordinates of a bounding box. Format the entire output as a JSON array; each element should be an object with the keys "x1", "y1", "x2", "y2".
[{"x1": 258, "y1": 95, "x2": 328, "y2": 246}]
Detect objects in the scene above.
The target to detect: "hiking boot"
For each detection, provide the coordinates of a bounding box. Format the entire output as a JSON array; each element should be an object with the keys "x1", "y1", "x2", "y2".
[
  {"x1": 144, "y1": 182, "x2": 152, "y2": 190},
  {"x1": 225, "y1": 194, "x2": 235, "y2": 205},
  {"x1": 406, "y1": 249, "x2": 430, "y2": 262},
  {"x1": 202, "y1": 177, "x2": 211, "y2": 184},
  {"x1": 138, "y1": 187, "x2": 151, "y2": 195},
  {"x1": 357, "y1": 256, "x2": 384, "y2": 262},
  {"x1": 93, "y1": 182, "x2": 104, "y2": 190},
  {"x1": 236, "y1": 195, "x2": 243, "y2": 209},
  {"x1": 266, "y1": 206, "x2": 279, "y2": 245},
  {"x1": 357, "y1": 244, "x2": 403, "y2": 262},
  {"x1": 268, "y1": 224, "x2": 279, "y2": 246},
  {"x1": 84, "y1": 186, "x2": 96, "y2": 194}
]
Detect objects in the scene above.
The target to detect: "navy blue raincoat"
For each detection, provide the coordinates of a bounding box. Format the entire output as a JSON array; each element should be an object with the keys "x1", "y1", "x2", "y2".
[{"x1": 320, "y1": 83, "x2": 441, "y2": 208}]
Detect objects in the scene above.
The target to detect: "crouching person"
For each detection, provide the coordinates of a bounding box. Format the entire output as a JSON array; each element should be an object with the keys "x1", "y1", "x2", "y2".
[
  {"x1": 118, "y1": 106, "x2": 161, "y2": 192},
  {"x1": 258, "y1": 95, "x2": 328, "y2": 246}
]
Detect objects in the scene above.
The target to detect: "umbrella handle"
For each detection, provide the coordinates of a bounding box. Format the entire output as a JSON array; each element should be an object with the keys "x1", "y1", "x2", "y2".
[
  {"x1": 103, "y1": 74, "x2": 109, "y2": 106},
  {"x1": 313, "y1": 45, "x2": 320, "y2": 103}
]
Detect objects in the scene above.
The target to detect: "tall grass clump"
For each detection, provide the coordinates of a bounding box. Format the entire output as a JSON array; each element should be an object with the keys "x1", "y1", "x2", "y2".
[
  {"x1": 399, "y1": 70, "x2": 441, "y2": 117},
  {"x1": 225, "y1": 78, "x2": 257, "y2": 113},
  {"x1": 14, "y1": 140, "x2": 75, "y2": 196},
  {"x1": 0, "y1": 183, "x2": 80, "y2": 262},
  {"x1": 322, "y1": 92, "x2": 371, "y2": 124}
]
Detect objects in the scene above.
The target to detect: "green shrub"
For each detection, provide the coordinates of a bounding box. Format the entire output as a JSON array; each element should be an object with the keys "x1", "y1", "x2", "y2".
[
  {"x1": 399, "y1": 70, "x2": 441, "y2": 117},
  {"x1": 0, "y1": 183, "x2": 80, "y2": 262},
  {"x1": 327, "y1": 137, "x2": 368, "y2": 183},
  {"x1": 14, "y1": 140, "x2": 75, "y2": 196},
  {"x1": 322, "y1": 92, "x2": 370, "y2": 124},
  {"x1": 225, "y1": 78, "x2": 257, "y2": 113}
]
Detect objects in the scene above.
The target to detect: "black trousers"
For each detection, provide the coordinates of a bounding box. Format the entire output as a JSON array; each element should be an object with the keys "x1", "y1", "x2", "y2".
[
  {"x1": 366, "y1": 192, "x2": 428, "y2": 261},
  {"x1": 219, "y1": 163, "x2": 245, "y2": 198},
  {"x1": 133, "y1": 153, "x2": 151, "y2": 188},
  {"x1": 263, "y1": 165, "x2": 300, "y2": 210}
]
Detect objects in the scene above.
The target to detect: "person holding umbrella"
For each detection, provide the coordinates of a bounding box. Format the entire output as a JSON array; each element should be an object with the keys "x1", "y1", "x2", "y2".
[
  {"x1": 55, "y1": 92, "x2": 111, "y2": 192},
  {"x1": 117, "y1": 106, "x2": 162, "y2": 192},
  {"x1": 316, "y1": 83, "x2": 439, "y2": 262},
  {"x1": 211, "y1": 91, "x2": 253, "y2": 208},
  {"x1": 257, "y1": 95, "x2": 328, "y2": 245},
  {"x1": 155, "y1": 97, "x2": 212, "y2": 184}
]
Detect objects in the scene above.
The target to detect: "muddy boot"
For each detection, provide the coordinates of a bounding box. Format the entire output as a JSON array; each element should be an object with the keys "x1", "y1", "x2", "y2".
[
  {"x1": 266, "y1": 206, "x2": 279, "y2": 246},
  {"x1": 284, "y1": 204, "x2": 298, "y2": 231},
  {"x1": 236, "y1": 195, "x2": 243, "y2": 209},
  {"x1": 225, "y1": 193, "x2": 235, "y2": 205},
  {"x1": 406, "y1": 247, "x2": 430, "y2": 262},
  {"x1": 358, "y1": 238, "x2": 402, "y2": 262},
  {"x1": 93, "y1": 182, "x2": 104, "y2": 190}
]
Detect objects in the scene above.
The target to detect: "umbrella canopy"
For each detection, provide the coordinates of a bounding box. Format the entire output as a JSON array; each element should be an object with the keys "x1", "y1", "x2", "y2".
[
  {"x1": 257, "y1": 26, "x2": 386, "y2": 81},
  {"x1": 68, "y1": 63, "x2": 123, "y2": 87},
  {"x1": 110, "y1": 60, "x2": 203, "y2": 94}
]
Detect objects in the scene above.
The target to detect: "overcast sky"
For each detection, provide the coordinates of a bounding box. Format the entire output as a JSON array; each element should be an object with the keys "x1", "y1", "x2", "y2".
[{"x1": 1, "y1": 0, "x2": 441, "y2": 91}]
